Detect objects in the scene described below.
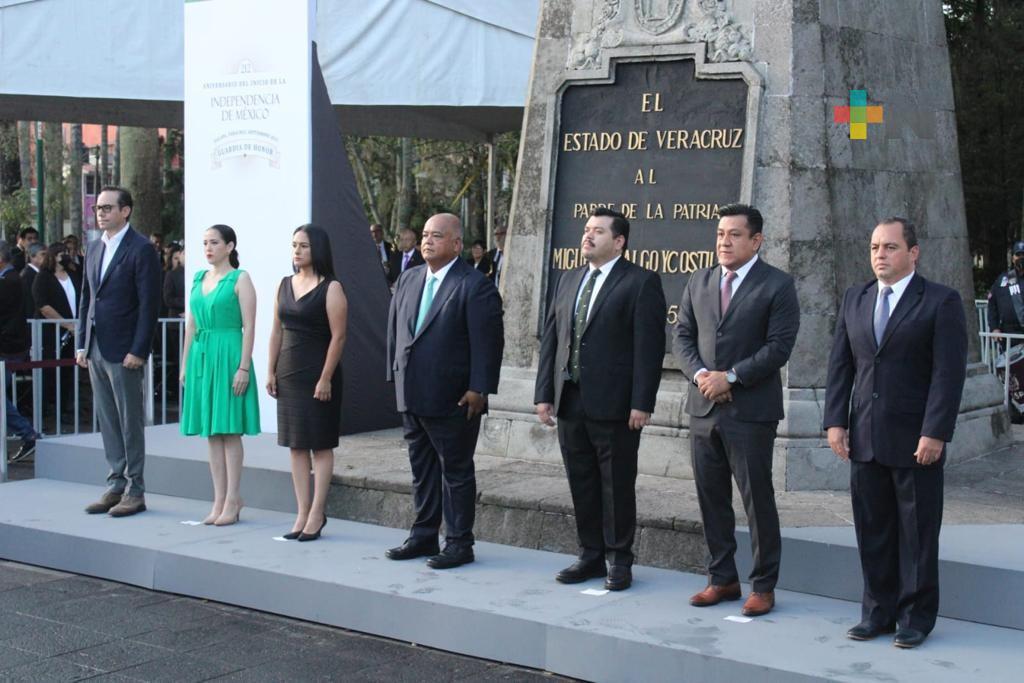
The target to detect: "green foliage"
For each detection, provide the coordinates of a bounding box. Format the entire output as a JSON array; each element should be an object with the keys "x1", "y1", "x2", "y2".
[
  {"x1": 345, "y1": 131, "x2": 520, "y2": 249},
  {"x1": 0, "y1": 187, "x2": 33, "y2": 239},
  {"x1": 946, "y1": 0, "x2": 1024, "y2": 287}
]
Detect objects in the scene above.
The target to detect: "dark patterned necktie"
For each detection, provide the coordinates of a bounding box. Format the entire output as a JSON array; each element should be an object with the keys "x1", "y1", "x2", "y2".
[{"x1": 570, "y1": 270, "x2": 601, "y2": 383}]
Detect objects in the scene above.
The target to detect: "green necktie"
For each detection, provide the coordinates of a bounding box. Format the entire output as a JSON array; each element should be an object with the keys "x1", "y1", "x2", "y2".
[
  {"x1": 570, "y1": 270, "x2": 600, "y2": 382},
  {"x1": 415, "y1": 274, "x2": 437, "y2": 334}
]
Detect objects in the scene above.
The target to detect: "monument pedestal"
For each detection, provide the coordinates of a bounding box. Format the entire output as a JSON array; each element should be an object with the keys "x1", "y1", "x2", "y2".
[{"x1": 496, "y1": 0, "x2": 1010, "y2": 490}]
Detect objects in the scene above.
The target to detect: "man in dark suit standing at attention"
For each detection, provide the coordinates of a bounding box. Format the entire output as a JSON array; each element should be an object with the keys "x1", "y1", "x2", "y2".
[
  {"x1": 824, "y1": 218, "x2": 967, "y2": 649},
  {"x1": 387, "y1": 228, "x2": 425, "y2": 285},
  {"x1": 534, "y1": 207, "x2": 666, "y2": 591},
  {"x1": 76, "y1": 186, "x2": 162, "y2": 518},
  {"x1": 386, "y1": 213, "x2": 504, "y2": 568},
  {"x1": 673, "y1": 204, "x2": 800, "y2": 617}
]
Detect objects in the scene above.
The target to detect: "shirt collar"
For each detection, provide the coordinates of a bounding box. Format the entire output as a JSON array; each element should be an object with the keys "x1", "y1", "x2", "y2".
[
  {"x1": 28, "y1": 264, "x2": 39, "y2": 273},
  {"x1": 102, "y1": 223, "x2": 130, "y2": 247},
  {"x1": 426, "y1": 256, "x2": 459, "y2": 284},
  {"x1": 878, "y1": 270, "x2": 915, "y2": 297},
  {"x1": 588, "y1": 254, "x2": 621, "y2": 277},
  {"x1": 722, "y1": 253, "x2": 758, "y2": 279}
]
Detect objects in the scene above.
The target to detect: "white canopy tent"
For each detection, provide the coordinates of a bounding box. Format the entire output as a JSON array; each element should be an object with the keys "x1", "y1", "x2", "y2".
[{"x1": 0, "y1": 0, "x2": 538, "y2": 141}]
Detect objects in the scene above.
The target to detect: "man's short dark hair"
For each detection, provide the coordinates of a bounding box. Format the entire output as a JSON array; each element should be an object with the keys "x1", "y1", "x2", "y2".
[
  {"x1": 18, "y1": 227, "x2": 38, "y2": 240},
  {"x1": 591, "y1": 206, "x2": 630, "y2": 250},
  {"x1": 718, "y1": 204, "x2": 764, "y2": 236},
  {"x1": 879, "y1": 216, "x2": 918, "y2": 249},
  {"x1": 99, "y1": 186, "x2": 134, "y2": 215}
]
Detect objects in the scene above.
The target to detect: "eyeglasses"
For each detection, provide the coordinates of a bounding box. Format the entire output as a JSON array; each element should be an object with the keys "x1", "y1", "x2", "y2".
[{"x1": 93, "y1": 204, "x2": 119, "y2": 214}]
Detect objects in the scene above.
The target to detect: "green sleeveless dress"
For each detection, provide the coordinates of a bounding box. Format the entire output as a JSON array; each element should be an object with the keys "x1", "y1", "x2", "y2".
[{"x1": 180, "y1": 269, "x2": 261, "y2": 437}]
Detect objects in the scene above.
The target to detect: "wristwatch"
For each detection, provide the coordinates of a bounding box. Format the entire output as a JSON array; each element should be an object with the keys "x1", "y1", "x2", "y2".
[{"x1": 725, "y1": 368, "x2": 738, "y2": 385}]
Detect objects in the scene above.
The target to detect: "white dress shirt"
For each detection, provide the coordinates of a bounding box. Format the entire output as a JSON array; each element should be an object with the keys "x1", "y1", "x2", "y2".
[
  {"x1": 100, "y1": 224, "x2": 131, "y2": 280},
  {"x1": 58, "y1": 273, "x2": 77, "y2": 317},
  {"x1": 875, "y1": 270, "x2": 915, "y2": 319},
  {"x1": 574, "y1": 255, "x2": 621, "y2": 322},
  {"x1": 425, "y1": 256, "x2": 458, "y2": 289},
  {"x1": 720, "y1": 253, "x2": 759, "y2": 298}
]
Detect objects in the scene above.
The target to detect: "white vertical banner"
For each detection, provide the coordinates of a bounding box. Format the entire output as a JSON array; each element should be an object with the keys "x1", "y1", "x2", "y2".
[{"x1": 184, "y1": 0, "x2": 314, "y2": 432}]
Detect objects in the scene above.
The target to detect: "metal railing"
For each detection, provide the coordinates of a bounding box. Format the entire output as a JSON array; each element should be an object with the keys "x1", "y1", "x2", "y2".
[{"x1": 2, "y1": 318, "x2": 184, "y2": 480}]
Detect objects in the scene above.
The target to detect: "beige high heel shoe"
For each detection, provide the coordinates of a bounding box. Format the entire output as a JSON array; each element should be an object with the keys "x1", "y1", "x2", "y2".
[{"x1": 214, "y1": 499, "x2": 243, "y2": 526}]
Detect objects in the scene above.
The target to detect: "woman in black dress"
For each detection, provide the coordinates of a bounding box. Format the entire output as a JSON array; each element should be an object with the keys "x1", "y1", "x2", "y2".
[
  {"x1": 266, "y1": 225, "x2": 348, "y2": 541},
  {"x1": 32, "y1": 243, "x2": 81, "y2": 414}
]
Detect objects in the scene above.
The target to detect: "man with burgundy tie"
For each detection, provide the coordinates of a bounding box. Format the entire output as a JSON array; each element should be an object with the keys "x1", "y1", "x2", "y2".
[
  {"x1": 824, "y1": 218, "x2": 967, "y2": 648},
  {"x1": 673, "y1": 204, "x2": 800, "y2": 617},
  {"x1": 387, "y1": 228, "x2": 425, "y2": 285},
  {"x1": 535, "y1": 207, "x2": 666, "y2": 591}
]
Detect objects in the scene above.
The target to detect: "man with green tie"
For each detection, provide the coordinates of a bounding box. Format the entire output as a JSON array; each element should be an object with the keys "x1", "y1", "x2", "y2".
[{"x1": 385, "y1": 213, "x2": 504, "y2": 569}]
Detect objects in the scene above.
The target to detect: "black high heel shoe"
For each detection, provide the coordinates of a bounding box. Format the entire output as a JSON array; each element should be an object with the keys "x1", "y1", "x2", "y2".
[
  {"x1": 297, "y1": 514, "x2": 327, "y2": 542},
  {"x1": 282, "y1": 530, "x2": 302, "y2": 540}
]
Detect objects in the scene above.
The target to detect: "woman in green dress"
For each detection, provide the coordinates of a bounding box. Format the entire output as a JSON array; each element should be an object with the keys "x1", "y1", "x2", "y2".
[{"x1": 180, "y1": 224, "x2": 260, "y2": 526}]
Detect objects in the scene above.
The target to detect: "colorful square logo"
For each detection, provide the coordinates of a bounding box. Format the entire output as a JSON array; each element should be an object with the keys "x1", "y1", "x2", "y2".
[{"x1": 834, "y1": 90, "x2": 883, "y2": 140}]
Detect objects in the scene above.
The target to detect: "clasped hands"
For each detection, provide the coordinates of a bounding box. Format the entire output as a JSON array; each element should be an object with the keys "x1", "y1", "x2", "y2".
[
  {"x1": 696, "y1": 370, "x2": 733, "y2": 404},
  {"x1": 535, "y1": 403, "x2": 651, "y2": 431},
  {"x1": 827, "y1": 427, "x2": 944, "y2": 465}
]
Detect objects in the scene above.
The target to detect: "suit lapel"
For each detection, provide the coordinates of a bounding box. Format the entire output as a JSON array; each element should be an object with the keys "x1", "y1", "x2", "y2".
[
  {"x1": 718, "y1": 258, "x2": 766, "y2": 329},
  {"x1": 403, "y1": 266, "x2": 426, "y2": 336},
  {"x1": 98, "y1": 227, "x2": 133, "y2": 291},
  {"x1": 413, "y1": 259, "x2": 466, "y2": 340},
  {"x1": 582, "y1": 259, "x2": 627, "y2": 336},
  {"x1": 877, "y1": 273, "x2": 924, "y2": 353},
  {"x1": 560, "y1": 267, "x2": 588, "y2": 329},
  {"x1": 859, "y1": 282, "x2": 879, "y2": 350}
]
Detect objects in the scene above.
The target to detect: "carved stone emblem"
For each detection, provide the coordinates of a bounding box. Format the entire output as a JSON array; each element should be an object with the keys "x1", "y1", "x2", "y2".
[{"x1": 634, "y1": 0, "x2": 686, "y2": 35}]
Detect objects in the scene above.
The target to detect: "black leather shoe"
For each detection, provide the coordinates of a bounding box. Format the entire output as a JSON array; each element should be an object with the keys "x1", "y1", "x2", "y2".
[
  {"x1": 846, "y1": 621, "x2": 896, "y2": 641},
  {"x1": 555, "y1": 559, "x2": 607, "y2": 584},
  {"x1": 386, "y1": 538, "x2": 440, "y2": 561},
  {"x1": 426, "y1": 544, "x2": 475, "y2": 569},
  {"x1": 894, "y1": 627, "x2": 927, "y2": 649},
  {"x1": 604, "y1": 565, "x2": 632, "y2": 591}
]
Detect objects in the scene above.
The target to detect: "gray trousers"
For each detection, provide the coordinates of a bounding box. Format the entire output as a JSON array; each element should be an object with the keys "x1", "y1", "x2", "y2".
[{"x1": 89, "y1": 345, "x2": 146, "y2": 496}]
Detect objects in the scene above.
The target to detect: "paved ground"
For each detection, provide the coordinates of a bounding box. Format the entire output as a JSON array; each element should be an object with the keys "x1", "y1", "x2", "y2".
[{"x1": 0, "y1": 561, "x2": 570, "y2": 682}]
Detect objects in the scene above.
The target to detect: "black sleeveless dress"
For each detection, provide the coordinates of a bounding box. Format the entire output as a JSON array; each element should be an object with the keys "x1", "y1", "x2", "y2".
[{"x1": 275, "y1": 277, "x2": 342, "y2": 450}]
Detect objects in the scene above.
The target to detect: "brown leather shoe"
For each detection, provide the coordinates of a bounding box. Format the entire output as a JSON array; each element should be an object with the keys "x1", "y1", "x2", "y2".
[
  {"x1": 689, "y1": 582, "x2": 741, "y2": 607},
  {"x1": 85, "y1": 491, "x2": 123, "y2": 514},
  {"x1": 108, "y1": 495, "x2": 147, "y2": 518},
  {"x1": 742, "y1": 591, "x2": 775, "y2": 616}
]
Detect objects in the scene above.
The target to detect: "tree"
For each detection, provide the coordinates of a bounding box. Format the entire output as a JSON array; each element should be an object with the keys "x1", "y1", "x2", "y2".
[
  {"x1": 43, "y1": 120, "x2": 64, "y2": 239},
  {"x1": 945, "y1": 0, "x2": 1024, "y2": 292},
  {"x1": 69, "y1": 124, "x2": 84, "y2": 236},
  {"x1": 119, "y1": 126, "x2": 163, "y2": 234}
]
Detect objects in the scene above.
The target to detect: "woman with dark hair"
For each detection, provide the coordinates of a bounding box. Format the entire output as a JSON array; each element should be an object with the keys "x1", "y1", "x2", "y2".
[
  {"x1": 163, "y1": 244, "x2": 186, "y2": 318},
  {"x1": 32, "y1": 242, "x2": 80, "y2": 413},
  {"x1": 266, "y1": 224, "x2": 348, "y2": 541},
  {"x1": 466, "y1": 239, "x2": 492, "y2": 275},
  {"x1": 180, "y1": 224, "x2": 260, "y2": 526}
]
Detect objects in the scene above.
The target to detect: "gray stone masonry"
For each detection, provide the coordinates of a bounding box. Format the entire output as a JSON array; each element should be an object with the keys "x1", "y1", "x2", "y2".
[{"x1": 493, "y1": 0, "x2": 1009, "y2": 490}]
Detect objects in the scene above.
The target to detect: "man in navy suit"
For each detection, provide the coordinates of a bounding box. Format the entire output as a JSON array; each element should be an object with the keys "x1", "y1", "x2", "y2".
[
  {"x1": 385, "y1": 213, "x2": 504, "y2": 568},
  {"x1": 76, "y1": 186, "x2": 162, "y2": 517},
  {"x1": 824, "y1": 217, "x2": 967, "y2": 649}
]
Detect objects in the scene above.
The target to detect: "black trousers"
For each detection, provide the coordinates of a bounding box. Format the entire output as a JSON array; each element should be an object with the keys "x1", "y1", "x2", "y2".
[
  {"x1": 402, "y1": 411, "x2": 481, "y2": 547},
  {"x1": 850, "y1": 459, "x2": 943, "y2": 634},
  {"x1": 689, "y1": 412, "x2": 781, "y2": 593},
  {"x1": 556, "y1": 382, "x2": 641, "y2": 567}
]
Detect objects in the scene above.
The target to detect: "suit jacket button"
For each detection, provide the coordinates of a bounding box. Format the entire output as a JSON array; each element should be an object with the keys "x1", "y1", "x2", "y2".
[
  {"x1": 717, "y1": 332, "x2": 722, "y2": 337},
  {"x1": 872, "y1": 392, "x2": 878, "y2": 399},
  {"x1": 874, "y1": 358, "x2": 880, "y2": 364}
]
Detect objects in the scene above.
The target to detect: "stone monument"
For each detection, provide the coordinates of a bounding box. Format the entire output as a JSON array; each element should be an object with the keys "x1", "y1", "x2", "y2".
[{"x1": 482, "y1": 0, "x2": 1009, "y2": 490}]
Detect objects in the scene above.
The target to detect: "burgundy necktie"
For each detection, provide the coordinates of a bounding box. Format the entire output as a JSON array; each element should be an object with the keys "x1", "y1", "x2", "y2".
[{"x1": 721, "y1": 270, "x2": 737, "y2": 314}]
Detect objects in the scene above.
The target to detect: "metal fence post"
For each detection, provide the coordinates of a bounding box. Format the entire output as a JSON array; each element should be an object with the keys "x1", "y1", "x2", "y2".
[{"x1": 1, "y1": 359, "x2": 8, "y2": 482}]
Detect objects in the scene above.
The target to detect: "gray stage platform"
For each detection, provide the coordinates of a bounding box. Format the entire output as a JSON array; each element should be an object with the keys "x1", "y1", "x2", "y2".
[
  {"x1": 35, "y1": 427, "x2": 1024, "y2": 630},
  {"x1": 1, "y1": 479, "x2": 1021, "y2": 682}
]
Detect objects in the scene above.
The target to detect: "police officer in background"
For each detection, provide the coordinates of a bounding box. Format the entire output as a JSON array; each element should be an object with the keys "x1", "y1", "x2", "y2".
[{"x1": 987, "y1": 241, "x2": 1024, "y2": 341}]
